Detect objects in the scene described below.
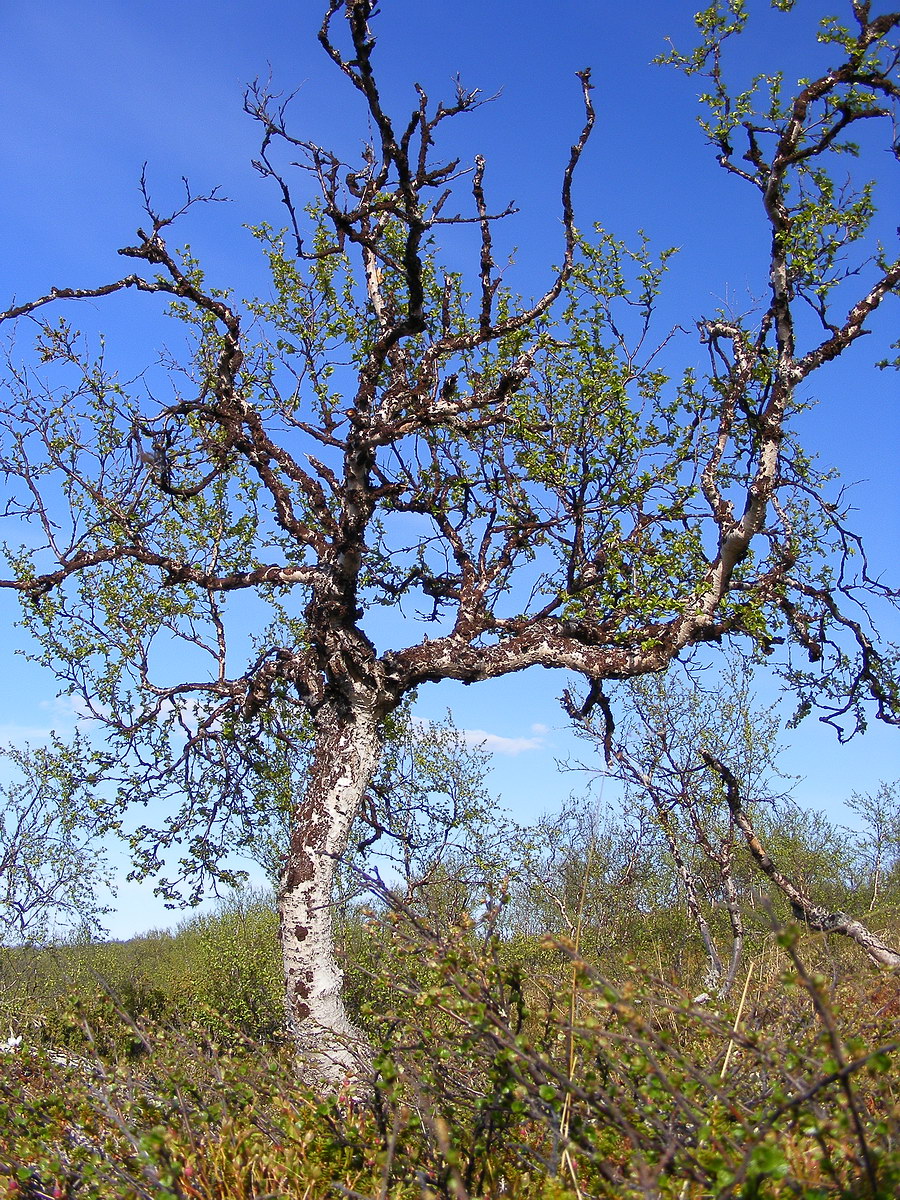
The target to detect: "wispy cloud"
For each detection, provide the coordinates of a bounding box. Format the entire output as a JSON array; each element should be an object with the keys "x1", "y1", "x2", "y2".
[
  {"x1": 0, "y1": 723, "x2": 55, "y2": 747},
  {"x1": 461, "y1": 728, "x2": 546, "y2": 756}
]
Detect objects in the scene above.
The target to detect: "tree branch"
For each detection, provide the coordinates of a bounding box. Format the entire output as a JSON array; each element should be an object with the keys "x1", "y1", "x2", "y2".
[{"x1": 701, "y1": 750, "x2": 900, "y2": 969}]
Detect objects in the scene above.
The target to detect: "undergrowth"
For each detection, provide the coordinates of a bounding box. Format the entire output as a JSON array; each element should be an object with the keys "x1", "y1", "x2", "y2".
[{"x1": 1, "y1": 889, "x2": 899, "y2": 1198}]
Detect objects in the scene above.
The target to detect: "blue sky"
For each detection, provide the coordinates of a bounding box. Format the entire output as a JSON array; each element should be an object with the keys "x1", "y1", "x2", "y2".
[{"x1": 1, "y1": 2, "x2": 898, "y2": 938}]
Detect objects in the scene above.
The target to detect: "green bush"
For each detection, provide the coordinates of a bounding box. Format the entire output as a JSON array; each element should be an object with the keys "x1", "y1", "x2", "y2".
[
  {"x1": 179, "y1": 889, "x2": 284, "y2": 1042},
  {"x1": 3, "y1": 908, "x2": 899, "y2": 1199},
  {"x1": 3, "y1": 827, "x2": 900, "y2": 1197}
]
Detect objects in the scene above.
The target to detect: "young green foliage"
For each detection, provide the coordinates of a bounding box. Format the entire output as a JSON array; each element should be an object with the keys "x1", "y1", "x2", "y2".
[{"x1": 0, "y1": 1, "x2": 898, "y2": 1079}]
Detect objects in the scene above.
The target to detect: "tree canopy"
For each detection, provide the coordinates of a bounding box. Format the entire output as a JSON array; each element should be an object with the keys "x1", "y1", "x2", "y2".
[{"x1": 1, "y1": 0, "x2": 898, "y2": 1084}]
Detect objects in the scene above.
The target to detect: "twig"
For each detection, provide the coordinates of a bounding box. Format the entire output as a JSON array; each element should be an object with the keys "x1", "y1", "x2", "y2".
[{"x1": 721, "y1": 958, "x2": 754, "y2": 1079}]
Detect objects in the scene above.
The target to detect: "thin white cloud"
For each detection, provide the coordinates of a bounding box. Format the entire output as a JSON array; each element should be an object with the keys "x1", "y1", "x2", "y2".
[
  {"x1": 40, "y1": 694, "x2": 94, "y2": 719},
  {"x1": 410, "y1": 713, "x2": 548, "y2": 756},
  {"x1": 462, "y1": 728, "x2": 546, "y2": 756},
  {"x1": 0, "y1": 723, "x2": 55, "y2": 747}
]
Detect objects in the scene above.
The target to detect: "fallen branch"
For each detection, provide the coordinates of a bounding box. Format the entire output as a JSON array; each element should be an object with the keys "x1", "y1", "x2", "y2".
[{"x1": 700, "y1": 751, "x2": 900, "y2": 970}]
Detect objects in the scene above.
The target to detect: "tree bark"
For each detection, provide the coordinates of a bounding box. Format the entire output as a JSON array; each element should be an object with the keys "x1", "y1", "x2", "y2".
[{"x1": 278, "y1": 699, "x2": 383, "y2": 1091}]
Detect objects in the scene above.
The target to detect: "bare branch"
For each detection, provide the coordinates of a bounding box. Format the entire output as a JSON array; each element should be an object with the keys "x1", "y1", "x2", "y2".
[{"x1": 702, "y1": 751, "x2": 900, "y2": 969}]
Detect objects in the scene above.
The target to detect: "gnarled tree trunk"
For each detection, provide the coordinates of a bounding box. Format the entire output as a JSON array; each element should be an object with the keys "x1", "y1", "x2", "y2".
[{"x1": 278, "y1": 699, "x2": 383, "y2": 1091}]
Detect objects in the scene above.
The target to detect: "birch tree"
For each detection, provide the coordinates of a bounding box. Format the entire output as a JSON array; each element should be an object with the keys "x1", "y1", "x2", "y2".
[
  {"x1": 0, "y1": 738, "x2": 111, "y2": 944},
  {"x1": 593, "y1": 660, "x2": 788, "y2": 1001},
  {"x1": 1, "y1": 1, "x2": 899, "y2": 1087}
]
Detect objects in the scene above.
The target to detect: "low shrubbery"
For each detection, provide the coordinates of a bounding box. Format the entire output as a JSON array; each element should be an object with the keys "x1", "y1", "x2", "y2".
[
  {"x1": 1, "y1": 876, "x2": 899, "y2": 1198},
  {"x1": 0, "y1": 890, "x2": 284, "y2": 1053},
  {"x1": 3, "y1": 774, "x2": 899, "y2": 1197}
]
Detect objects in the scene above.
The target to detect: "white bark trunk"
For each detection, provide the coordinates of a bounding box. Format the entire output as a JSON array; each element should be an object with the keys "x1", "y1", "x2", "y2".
[{"x1": 278, "y1": 700, "x2": 382, "y2": 1092}]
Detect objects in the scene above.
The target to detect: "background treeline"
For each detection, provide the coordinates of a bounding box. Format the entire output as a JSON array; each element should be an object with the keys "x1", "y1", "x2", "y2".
[{"x1": 3, "y1": 790, "x2": 900, "y2": 1045}]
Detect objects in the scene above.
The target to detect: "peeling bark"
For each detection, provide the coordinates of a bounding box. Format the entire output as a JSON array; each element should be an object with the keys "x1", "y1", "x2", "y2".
[{"x1": 279, "y1": 700, "x2": 384, "y2": 1089}]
